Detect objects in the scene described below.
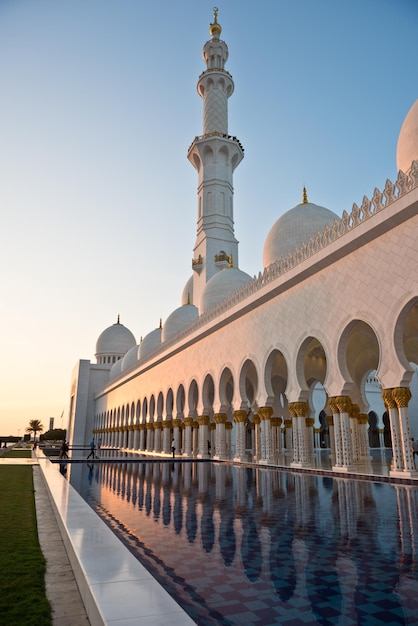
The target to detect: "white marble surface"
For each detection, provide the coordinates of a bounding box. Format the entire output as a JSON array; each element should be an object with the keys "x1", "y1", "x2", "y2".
[{"x1": 38, "y1": 456, "x2": 196, "y2": 626}]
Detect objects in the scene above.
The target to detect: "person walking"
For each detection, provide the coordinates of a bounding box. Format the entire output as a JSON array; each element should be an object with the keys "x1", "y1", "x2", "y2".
[
  {"x1": 171, "y1": 437, "x2": 176, "y2": 458},
  {"x1": 87, "y1": 438, "x2": 95, "y2": 460},
  {"x1": 59, "y1": 440, "x2": 69, "y2": 459}
]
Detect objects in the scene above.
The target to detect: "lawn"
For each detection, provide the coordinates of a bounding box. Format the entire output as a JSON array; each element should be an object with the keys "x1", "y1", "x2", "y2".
[{"x1": 0, "y1": 464, "x2": 52, "y2": 625}]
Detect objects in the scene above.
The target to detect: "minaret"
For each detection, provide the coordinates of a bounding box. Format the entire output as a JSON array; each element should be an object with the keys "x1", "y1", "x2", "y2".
[{"x1": 187, "y1": 8, "x2": 244, "y2": 309}]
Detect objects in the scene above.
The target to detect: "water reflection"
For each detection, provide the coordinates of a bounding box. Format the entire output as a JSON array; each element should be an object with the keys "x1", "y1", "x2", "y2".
[{"x1": 69, "y1": 462, "x2": 418, "y2": 625}]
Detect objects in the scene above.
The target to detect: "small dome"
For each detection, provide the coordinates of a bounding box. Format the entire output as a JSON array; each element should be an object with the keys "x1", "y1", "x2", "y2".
[
  {"x1": 181, "y1": 275, "x2": 194, "y2": 306},
  {"x1": 108, "y1": 358, "x2": 123, "y2": 381},
  {"x1": 263, "y1": 191, "x2": 338, "y2": 268},
  {"x1": 200, "y1": 266, "x2": 252, "y2": 315},
  {"x1": 95, "y1": 318, "x2": 136, "y2": 364},
  {"x1": 162, "y1": 304, "x2": 199, "y2": 343},
  {"x1": 139, "y1": 326, "x2": 162, "y2": 360},
  {"x1": 121, "y1": 344, "x2": 139, "y2": 372},
  {"x1": 397, "y1": 99, "x2": 418, "y2": 175}
]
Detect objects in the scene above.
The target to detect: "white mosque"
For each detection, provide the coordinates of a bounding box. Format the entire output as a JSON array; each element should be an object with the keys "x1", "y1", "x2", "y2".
[{"x1": 67, "y1": 9, "x2": 418, "y2": 478}]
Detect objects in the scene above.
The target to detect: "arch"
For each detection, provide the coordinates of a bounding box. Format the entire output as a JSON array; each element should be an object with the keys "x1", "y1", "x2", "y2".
[
  {"x1": 142, "y1": 398, "x2": 148, "y2": 423},
  {"x1": 202, "y1": 374, "x2": 215, "y2": 416},
  {"x1": 219, "y1": 367, "x2": 234, "y2": 415},
  {"x1": 296, "y1": 336, "x2": 327, "y2": 402},
  {"x1": 166, "y1": 388, "x2": 174, "y2": 419},
  {"x1": 176, "y1": 385, "x2": 185, "y2": 419},
  {"x1": 149, "y1": 395, "x2": 155, "y2": 421},
  {"x1": 339, "y1": 320, "x2": 381, "y2": 409},
  {"x1": 188, "y1": 380, "x2": 199, "y2": 418},
  {"x1": 239, "y1": 360, "x2": 258, "y2": 413},
  {"x1": 136, "y1": 400, "x2": 141, "y2": 423},
  {"x1": 157, "y1": 392, "x2": 164, "y2": 421},
  {"x1": 264, "y1": 349, "x2": 288, "y2": 416}
]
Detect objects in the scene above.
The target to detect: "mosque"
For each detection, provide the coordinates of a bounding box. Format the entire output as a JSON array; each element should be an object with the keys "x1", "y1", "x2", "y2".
[{"x1": 67, "y1": 9, "x2": 418, "y2": 478}]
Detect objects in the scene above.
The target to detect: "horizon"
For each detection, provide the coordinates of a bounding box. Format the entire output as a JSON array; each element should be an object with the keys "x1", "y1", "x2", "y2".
[{"x1": 1, "y1": 0, "x2": 417, "y2": 436}]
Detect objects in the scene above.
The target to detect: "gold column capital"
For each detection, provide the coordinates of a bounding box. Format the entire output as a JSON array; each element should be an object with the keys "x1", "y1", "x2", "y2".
[
  {"x1": 392, "y1": 386, "x2": 412, "y2": 408},
  {"x1": 306, "y1": 417, "x2": 315, "y2": 428},
  {"x1": 172, "y1": 419, "x2": 182, "y2": 428},
  {"x1": 197, "y1": 415, "x2": 210, "y2": 426},
  {"x1": 146, "y1": 423, "x2": 154, "y2": 430},
  {"x1": 233, "y1": 410, "x2": 248, "y2": 423},
  {"x1": 326, "y1": 415, "x2": 334, "y2": 426},
  {"x1": 271, "y1": 417, "x2": 282, "y2": 427},
  {"x1": 258, "y1": 406, "x2": 273, "y2": 420},
  {"x1": 358, "y1": 413, "x2": 369, "y2": 425},
  {"x1": 252, "y1": 414, "x2": 261, "y2": 425},
  {"x1": 225, "y1": 421, "x2": 233, "y2": 431},
  {"x1": 335, "y1": 395, "x2": 352, "y2": 414},
  {"x1": 162, "y1": 420, "x2": 172, "y2": 429},
  {"x1": 382, "y1": 388, "x2": 397, "y2": 410},
  {"x1": 214, "y1": 413, "x2": 227, "y2": 424},
  {"x1": 350, "y1": 403, "x2": 359, "y2": 420},
  {"x1": 184, "y1": 417, "x2": 194, "y2": 427},
  {"x1": 284, "y1": 418, "x2": 292, "y2": 428},
  {"x1": 289, "y1": 401, "x2": 308, "y2": 417}
]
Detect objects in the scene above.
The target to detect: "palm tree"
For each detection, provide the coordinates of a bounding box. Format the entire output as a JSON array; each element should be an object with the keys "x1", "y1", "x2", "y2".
[{"x1": 26, "y1": 419, "x2": 44, "y2": 442}]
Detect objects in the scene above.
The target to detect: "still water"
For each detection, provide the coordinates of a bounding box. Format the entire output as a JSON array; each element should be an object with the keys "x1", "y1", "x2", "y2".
[{"x1": 68, "y1": 461, "x2": 418, "y2": 625}]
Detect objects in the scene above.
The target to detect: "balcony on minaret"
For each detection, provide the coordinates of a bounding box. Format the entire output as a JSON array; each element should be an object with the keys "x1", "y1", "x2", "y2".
[
  {"x1": 214, "y1": 251, "x2": 230, "y2": 269},
  {"x1": 192, "y1": 254, "x2": 203, "y2": 272}
]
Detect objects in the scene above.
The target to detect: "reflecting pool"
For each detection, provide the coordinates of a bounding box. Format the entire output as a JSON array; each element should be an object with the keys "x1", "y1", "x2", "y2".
[{"x1": 68, "y1": 461, "x2": 418, "y2": 625}]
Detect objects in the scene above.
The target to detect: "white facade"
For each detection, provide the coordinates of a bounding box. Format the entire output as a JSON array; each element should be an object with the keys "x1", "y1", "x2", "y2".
[{"x1": 68, "y1": 10, "x2": 418, "y2": 478}]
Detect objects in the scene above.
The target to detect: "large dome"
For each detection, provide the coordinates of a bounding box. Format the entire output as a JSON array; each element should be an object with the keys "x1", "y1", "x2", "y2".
[
  {"x1": 397, "y1": 99, "x2": 418, "y2": 175},
  {"x1": 200, "y1": 266, "x2": 252, "y2": 315},
  {"x1": 139, "y1": 326, "x2": 162, "y2": 360},
  {"x1": 95, "y1": 318, "x2": 136, "y2": 364},
  {"x1": 121, "y1": 344, "x2": 140, "y2": 372},
  {"x1": 162, "y1": 303, "x2": 199, "y2": 342},
  {"x1": 263, "y1": 191, "x2": 338, "y2": 268}
]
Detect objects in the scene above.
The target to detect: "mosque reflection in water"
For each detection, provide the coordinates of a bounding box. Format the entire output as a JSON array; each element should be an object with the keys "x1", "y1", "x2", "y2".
[{"x1": 69, "y1": 461, "x2": 418, "y2": 625}]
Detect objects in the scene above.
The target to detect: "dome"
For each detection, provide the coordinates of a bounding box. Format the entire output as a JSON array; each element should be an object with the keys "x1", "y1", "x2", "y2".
[
  {"x1": 397, "y1": 99, "x2": 418, "y2": 175},
  {"x1": 263, "y1": 191, "x2": 338, "y2": 268},
  {"x1": 162, "y1": 304, "x2": 199, "y2": 343},
  {"x1": 200, "y1": 266, "x2": 252, "y2": 315},
  {"x1": 139, "y1": 326, "x2": 162, "y2": 360},
  {"x1": 108, "y1": 358, "x2": 123, "y2": 381},
  {"x1": 95, "y1": 317, "x2": 136, "y2": 364},
  {"x1": 181, "y1": 275, "x2": 194, "y2": 306},
  {"x1": 121, "y1": 344, "x2": 140, "y2": 372}
]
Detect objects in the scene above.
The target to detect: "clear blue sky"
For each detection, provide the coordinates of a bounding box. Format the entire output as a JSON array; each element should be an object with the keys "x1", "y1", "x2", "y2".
[{"x1": 0, "y1": 0, "x2": 417, "y2": 436}]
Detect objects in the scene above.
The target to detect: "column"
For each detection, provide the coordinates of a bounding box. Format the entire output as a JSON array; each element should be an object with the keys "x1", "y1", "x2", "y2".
[
  {"x1": 172, "y1": 419, "x2": 182, "y2": 455},
  {"x1": 392, "y1": 387, "x2": 417, "y2": 476},
  {"x1": 162, "y1": 420, "x2": 172, "y2": 455},
  {"x1": 305, "y1": 417, "x2": 315, "y2": 464},
  {"x1": 193, "y1": 420, "x2": 199, "y2": 456},
  {"x1": 183, "y1": 417, "x2": 194, "y2": 458},
  {"x1": 226, "y1": 422, "x2": 232, "y2": 457},
  {"x1": 154, "y1": 422, "x2": 162, "y2": 453},
  {"x1": 258, "y1": 406, "x2": 273, "y2": 464},
  {"x1": 233, "y1": 410, "x2": 247, "y2": 461},
  {"x1": 253, "y1": 414, "x2": 261, "y2": 461},
  {"x1": 146, "y1": 423, "x2": 154, "y2": 452},
  {"x1": 213, "y1": 413, "x2": 227, "y2": 459},
  {"x1": 358, "y1": 413, "x2": 371, "y2": 459},
  {"x1": 328, "y1": 397, "x2": 343, "y2": 468},
  {"x1": 139, "y1": 424, "x2": 146, "y2": 451},
  {"x1": 327, "y1": 415, "x2": 336, "y2": 461},
  {"x1": 270, "y1": 417, "x2": 282, "y2": 458},
  {"x1": 197, "y1": 415, "x2": 210, "y2": 458},
  {"x1": 350, "y1": 404, "x2": 361, "y2": 463},
  {"x1": 383, "y1": 389, "x2": 403, "y2": 472},
  {"x1": 284, "y1": 418, "x2": 293, "y2": 456},
  {"x1": 289, "y1": 402, "x2": 311, "y2": 467},
  {"x1": 133, "y1": 425, "x2": 140, "y2": 450}
]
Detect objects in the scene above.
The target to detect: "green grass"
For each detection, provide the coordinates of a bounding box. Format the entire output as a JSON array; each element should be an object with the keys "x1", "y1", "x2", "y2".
[
  {"x1": 2, "y1": 449, "x2": 32, "y2": 458},
  {"x1": 0, "y1": 466, "x2": 52, "y2": 625}
]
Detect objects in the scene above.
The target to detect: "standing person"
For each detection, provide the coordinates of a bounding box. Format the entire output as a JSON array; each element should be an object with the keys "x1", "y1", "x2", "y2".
[
  {"x1": 171, "y1": 437, "x2": 176, "y2": 458},
  {"x1": 87, "y1": 438, "x2": 95, "y2": 460},
  {"x1": 59, "y1": 440, "x2": 69, "y2": 459}
]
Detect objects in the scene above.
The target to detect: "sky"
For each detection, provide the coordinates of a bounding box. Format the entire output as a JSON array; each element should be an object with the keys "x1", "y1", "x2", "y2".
[{"x1": 0, "y1": 0, "x2": 417, "y2": 437}]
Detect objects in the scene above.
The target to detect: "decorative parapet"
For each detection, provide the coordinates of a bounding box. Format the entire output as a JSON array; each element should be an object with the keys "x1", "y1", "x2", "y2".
[{"x1": 188, "y1": 130, "x2": 244, "y2": 154}]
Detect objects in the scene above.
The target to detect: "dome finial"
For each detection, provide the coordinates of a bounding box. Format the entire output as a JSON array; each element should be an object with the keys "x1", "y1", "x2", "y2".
[
  {"x1": 117, "y1": 314, "x2": 120, "y2": 324},
  {"x1": 302, "y1": 187, "x2": 308, "y2": 204},
  {"x1": 159, "y1": 318, "x2": 162, "y2": 329},
  {"x1": 209, "y1": 7, "x2": 222, "y2": 39},
  {"x1": 229, "y1": 254, "x2": 234, "y2": 268}
]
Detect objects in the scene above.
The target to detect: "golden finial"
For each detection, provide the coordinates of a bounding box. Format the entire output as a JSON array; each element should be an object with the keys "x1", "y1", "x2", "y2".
[
  {"x1": 229, "y1": 254, "x2": 234, "y2": 268},
  {"x1": 302, "y1": 187, "x2": 308, "y2": 204},
  {"x1": 209, "y1": 7, "x2": 222, "y2": 38},
  {"x1": 187, "y1": 292, "x2": 191, "y2": 305},
  {"x1": 159, "y1": 318, "x2": 162, "y2": 329},
  {"x1": 117, "y1": 314, "x2": 120, "y2": 324}
]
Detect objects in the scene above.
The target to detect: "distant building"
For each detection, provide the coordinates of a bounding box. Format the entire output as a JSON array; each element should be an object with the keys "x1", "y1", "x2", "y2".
[{"x1": 67, "y1": 10, "x2": 418, "y2": 478}]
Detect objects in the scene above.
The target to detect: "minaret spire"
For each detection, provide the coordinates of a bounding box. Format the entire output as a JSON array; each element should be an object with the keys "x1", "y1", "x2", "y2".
[{"x1": 187, "y1": 10, "x2": 244, "y2": 310}]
